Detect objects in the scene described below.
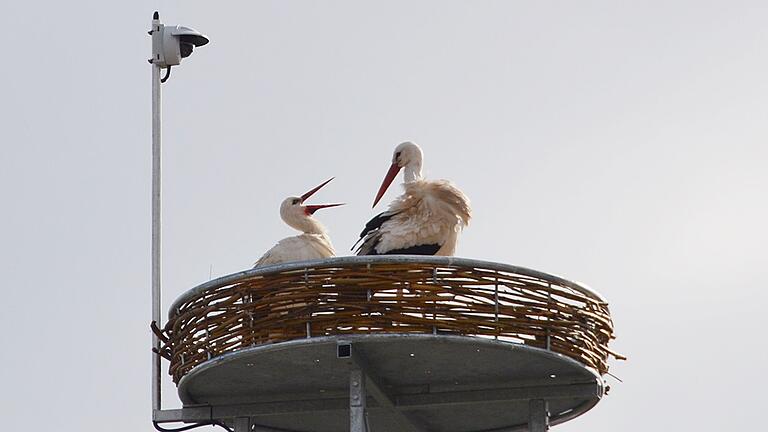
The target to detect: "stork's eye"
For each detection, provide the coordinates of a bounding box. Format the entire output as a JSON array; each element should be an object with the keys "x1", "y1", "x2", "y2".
[
  {"x1": 292, "y1": 198, "x2": 301, "y2": 205},
  {"x1": 395, "y1": 151, "x2": 402, "y2": 160}
]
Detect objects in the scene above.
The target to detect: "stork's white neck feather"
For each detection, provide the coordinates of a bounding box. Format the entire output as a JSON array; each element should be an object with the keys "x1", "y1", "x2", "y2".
[
  {"x1": 403, "y1": 161, "x2": 423, "y2": 183},
  {"x1": 281, "y1": 207, "x2": 327, "y2": 235},
  {"x1": 398, "y1": 142, "x2": 423, "y2": 183}
]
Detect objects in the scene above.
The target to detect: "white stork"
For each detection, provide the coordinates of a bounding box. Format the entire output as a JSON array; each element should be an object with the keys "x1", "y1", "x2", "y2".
[
  {"x1": 254, "y1": 178, "x2": 343, "y2": 267},
  {"x1": 354, "y1": 142, "x2": 471, "y2": 256}
]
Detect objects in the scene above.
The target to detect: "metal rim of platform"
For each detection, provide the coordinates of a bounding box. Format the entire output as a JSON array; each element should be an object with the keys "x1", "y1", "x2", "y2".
[
  {"x1": 155, "y1": 256, "x2": 618, "y2": 385},
  {"x1": 178, "y1": 333, "x2": 602, "y2": 402},
  {"x1": 166, "y1": 334, "x2": 604, "y2": 432}
]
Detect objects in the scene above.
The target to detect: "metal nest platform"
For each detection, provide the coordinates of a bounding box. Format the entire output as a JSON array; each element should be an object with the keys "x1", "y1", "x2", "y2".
[{"x1": 153, "y1": 256, "x2": 622, "y2": 432}]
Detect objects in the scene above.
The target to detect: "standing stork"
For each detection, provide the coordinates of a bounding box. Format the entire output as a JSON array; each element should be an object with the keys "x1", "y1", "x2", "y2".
[
  {"x1": 354, "y1": 142, "x2": 471, "y2": 256},
  {"x1": 254, "y1": 178, "x2": 343, "y2": 267}
]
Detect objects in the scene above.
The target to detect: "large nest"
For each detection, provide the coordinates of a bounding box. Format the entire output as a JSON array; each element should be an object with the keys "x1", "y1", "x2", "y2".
[{"x1": 153, "y1": 256, "x2": 623, "y2": 383}]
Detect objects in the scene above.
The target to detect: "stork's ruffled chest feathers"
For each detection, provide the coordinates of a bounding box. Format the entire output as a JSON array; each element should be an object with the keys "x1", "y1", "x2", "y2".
[
  {"x1": 391, "y1": 180, "x2": 472, "y2": 227},
  {"x1": 371, "y1": 180, "x2": 472, "y2": 255}
]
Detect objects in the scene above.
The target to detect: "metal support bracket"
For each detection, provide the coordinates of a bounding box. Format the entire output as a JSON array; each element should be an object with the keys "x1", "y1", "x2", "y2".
[{"x1": 351, "y1": 351, "x2": 422, "y2": 432}]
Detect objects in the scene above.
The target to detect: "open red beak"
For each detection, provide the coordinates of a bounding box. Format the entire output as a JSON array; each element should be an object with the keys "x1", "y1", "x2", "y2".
[
  {"x1": 304, "y1": 203, "x2": 345, "y2": 215},
  {"x1": 300, "y1": 178, "x2": 344, "y2": 215},
  {"x1": 372, "y1": 162, "x2": 401, "y2": 208}
]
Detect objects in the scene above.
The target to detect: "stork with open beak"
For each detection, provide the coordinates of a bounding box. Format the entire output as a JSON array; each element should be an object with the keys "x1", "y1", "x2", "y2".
[
  {"x1": 254, "y1": 178, "x2": 344, "y2": 267},
  {"x1": 353, "y1": 142, "x2": 471, "y2": 256}
]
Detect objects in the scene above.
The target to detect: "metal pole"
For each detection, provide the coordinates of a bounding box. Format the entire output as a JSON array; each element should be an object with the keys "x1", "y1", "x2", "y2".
[
  {"x1": 150, "y1": 11, "x2": 163, "y2": 413},
  {"x1": 528, "y1": 399, "x2": 549, "y2": 432},
  {"x1": 234, "y1": 417, "x2": 251, "y2": 432},
  {"x1": 350, "y1": 368, "x2": 368, "y2": 432}
]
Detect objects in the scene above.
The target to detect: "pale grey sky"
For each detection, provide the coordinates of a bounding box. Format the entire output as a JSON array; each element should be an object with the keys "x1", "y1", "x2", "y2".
[{"x1": 1, "y1": 1, "x2": 766, "y2": 431}]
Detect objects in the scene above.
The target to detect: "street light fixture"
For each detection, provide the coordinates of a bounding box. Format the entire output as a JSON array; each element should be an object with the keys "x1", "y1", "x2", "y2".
[{"x1": 148, "y1": 10, "x2": 209, "y2": 416}]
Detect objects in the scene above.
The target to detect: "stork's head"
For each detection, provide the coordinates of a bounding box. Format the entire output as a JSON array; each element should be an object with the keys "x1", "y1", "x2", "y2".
[
  {"x1": 391, "y1": 141, "x2": 423, "y2": 169},
  {"x1": 373, "y1": 141, "x2": 424, "y2": 208},
  {"x1": 280, "y1": 178, "x2": 344, "y2": 234}
]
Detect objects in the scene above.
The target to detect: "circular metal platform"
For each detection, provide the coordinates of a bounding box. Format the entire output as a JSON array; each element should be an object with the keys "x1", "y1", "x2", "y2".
[{"x1": 179, "y1": 334, "x2": 603, "y2": 432}]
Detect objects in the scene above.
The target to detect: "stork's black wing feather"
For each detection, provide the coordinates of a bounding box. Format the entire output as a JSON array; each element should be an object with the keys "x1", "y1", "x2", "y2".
[
  {"x1": 367, "y1": 243, "x2": 441, "y2": 256},
  {"x1": 351, "y1": 211, "x2": 399, "y2": 251},
  {"x1": 359, "y1": 211, "x2": 398, "y2": 238}
]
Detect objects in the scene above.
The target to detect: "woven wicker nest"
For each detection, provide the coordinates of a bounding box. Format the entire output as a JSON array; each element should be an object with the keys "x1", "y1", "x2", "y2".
[{"x1": 153, "y1": 256, "x2": 623, "y2": 384}]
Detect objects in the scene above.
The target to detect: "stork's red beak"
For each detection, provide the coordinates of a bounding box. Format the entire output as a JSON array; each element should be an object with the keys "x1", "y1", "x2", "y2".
[
  {"x1": 300, "y1": 178, "x2": 344, "y2": 215},
  {"x1": 304, "y1": 203, "x2": 345, "y2": 215},
  {"x1": 372, "y1": 162, "x2": 401, "y2": 208},
  {"x1": 300, "y1": 177, "x2": 334, "y2": 203}
]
